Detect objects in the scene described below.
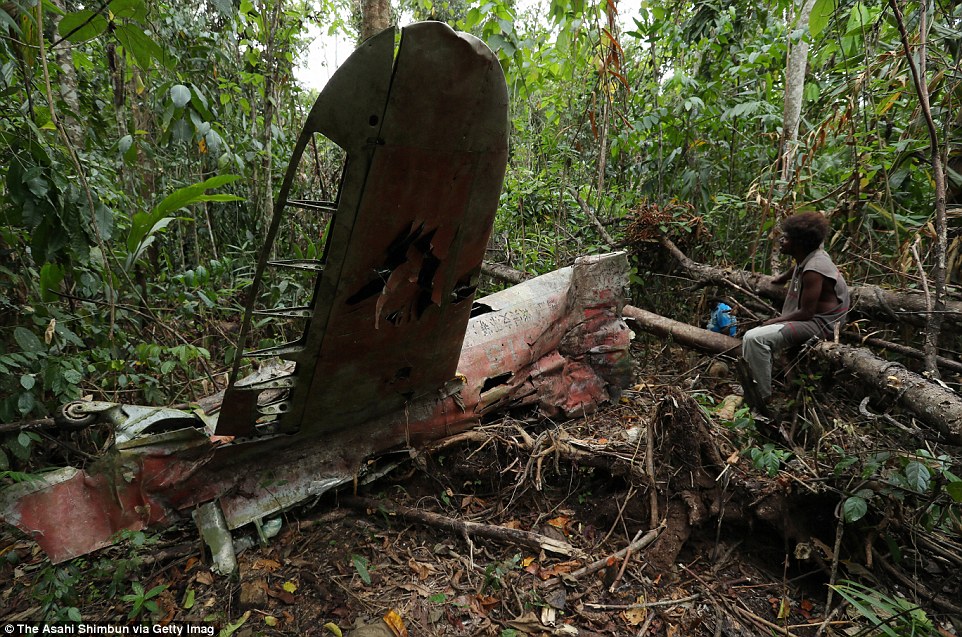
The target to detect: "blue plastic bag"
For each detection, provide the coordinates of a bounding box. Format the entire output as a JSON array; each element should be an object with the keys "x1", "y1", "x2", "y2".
[{"x1": 707, "y1": 302, "x2": 737, "y2": 336}]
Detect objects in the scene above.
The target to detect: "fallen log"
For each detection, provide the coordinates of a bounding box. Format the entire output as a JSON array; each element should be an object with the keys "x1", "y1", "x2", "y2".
[
  {"x1": 842, "y1": 332, "x2": 962, "y2": 375},
  {"x1": 481, "y1": 260, "x2": 528, "y2": 285},
  {"x1": 624, "y1": 306, "x2": 962, "y2": 444},
  {"x1": 814, "y1": 341, "x2": 962, "y2": 443},
  {"x1": 657, "y1": 236, "x2": 962, "y2": 327},
  {"x1": 622, "y1": 305, "x2": 740, "y2": 356}
]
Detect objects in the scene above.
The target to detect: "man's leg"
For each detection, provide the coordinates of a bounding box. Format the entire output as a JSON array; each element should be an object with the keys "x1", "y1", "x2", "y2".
[{"x1": 740, "y1": 323, "x2": 790, "y2": 403}]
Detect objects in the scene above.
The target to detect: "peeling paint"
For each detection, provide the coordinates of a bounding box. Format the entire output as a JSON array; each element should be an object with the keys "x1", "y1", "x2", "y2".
[
  {"x1": 0, "y1": 252, "x2": 631, "y2": 564},
  {"x1": 0, "y1": 21, "x2": 633, "y2": 566}
]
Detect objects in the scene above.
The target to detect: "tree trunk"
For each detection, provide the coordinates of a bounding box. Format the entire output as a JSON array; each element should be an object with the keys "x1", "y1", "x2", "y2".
[
  {"x1": 360, "y1": 0, "x2": 391, "y2": 43},
  {"x1": 778, "y1": 0, "x2": 818, "y2": 187},
  {"x1": 624, "y1": 305, "x2": 962, "y2": 444},
  {"x1": 623, "y1": 305, "x2": 740, "y2": 355},
  {"x1": 657, "y1": 236, "x2": 962, "y2": 327},
  {"x1": 47, "y1": 0, "x2": 83, "y2": 148},
  {"x1": 888, "y1": 0, "x2": 949, "y2": 378},
  {"x1": 256, "y1": 0, "x2": 283, "y2": 238}
]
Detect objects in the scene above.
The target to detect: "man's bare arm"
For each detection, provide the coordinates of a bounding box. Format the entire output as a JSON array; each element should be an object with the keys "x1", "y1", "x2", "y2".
[
  {"x1": 771, "y1": 267, "x2": 795, "y2": 286},
  {"x1": 763, "y1": 270, "x2": 825, "y2": 325}
]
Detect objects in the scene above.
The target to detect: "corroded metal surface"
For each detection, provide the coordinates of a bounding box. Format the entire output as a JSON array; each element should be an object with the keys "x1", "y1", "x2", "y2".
[
  {"x1": 0, "y1": 253, "x2": 631, "y2": 564},
  {"x1": 0, "y1": 20, "x2": 633, "y2": 566},
  {"x1": 217, "y1": 22, "x2": 509, "y2": 437}
]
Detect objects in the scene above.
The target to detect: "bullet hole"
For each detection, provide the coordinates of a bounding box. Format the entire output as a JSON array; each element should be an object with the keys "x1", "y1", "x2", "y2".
[{"x1": 480, "y1": 372, "x2": 513, "y2": 393}]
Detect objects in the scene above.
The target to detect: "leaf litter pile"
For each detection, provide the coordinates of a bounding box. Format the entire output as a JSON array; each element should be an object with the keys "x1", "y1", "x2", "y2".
[{"x1": 1, "y1": 341, "x2": 961, "y2": 636}]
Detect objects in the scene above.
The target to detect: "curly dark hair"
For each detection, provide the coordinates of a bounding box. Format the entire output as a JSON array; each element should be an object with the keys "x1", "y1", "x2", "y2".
[{"x1": 781, "y1": 212, "x2": 830, "y2": 253}]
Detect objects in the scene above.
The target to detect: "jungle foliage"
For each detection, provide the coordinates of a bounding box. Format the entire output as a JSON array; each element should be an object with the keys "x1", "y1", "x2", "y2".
[
  {"x1": 0, "y1": 0, "x2": 959, "y2": 458},
  {"x1": 2, "y1": 0, "x2": 962, "y2": 631}
]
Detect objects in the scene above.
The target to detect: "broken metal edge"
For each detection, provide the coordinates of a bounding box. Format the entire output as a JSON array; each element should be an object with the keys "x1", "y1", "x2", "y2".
[{"x1": 0, "y1": 253, "x2": 631, "y2": 565}]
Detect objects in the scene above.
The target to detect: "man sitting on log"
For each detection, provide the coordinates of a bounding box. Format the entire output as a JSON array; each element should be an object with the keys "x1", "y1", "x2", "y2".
[{"x1": 738, "y1": 212, "x2": 850, "y2": 415}]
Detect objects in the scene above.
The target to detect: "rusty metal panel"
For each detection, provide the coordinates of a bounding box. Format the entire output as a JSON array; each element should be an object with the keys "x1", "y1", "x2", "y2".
[
  {"x1": 216, "y1": 22, "x2": 508, "y2": 437},
  {"x1": 0, "y1": 252, "x2": 631, "y2": 564},
  {"x1": 0, "y1": 17, "x2": 631, "y2": 565}
]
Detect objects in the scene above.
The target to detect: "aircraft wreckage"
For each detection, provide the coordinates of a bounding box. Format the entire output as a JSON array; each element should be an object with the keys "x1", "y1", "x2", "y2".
[{"x1": 0, "y1": 22, "x2": 633, "y2": 568}]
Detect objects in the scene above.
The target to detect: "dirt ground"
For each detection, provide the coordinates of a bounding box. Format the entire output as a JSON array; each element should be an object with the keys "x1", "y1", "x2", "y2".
[{"x1": 1, "y1": 342, "x2": 960, "y2": 636}]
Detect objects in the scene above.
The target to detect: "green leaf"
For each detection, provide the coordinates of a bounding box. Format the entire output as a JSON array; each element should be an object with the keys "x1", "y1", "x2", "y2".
[
  {"x1": 145, "y1": 584, "x2": 168, "y2": 599},
  {"x1": 809, "y1": 0, "x2": 836, "y2": 37},
  {"x1": 172, "y1": 118, "x2": 192, "y2": 142},
  {"x1": 904, "y1": 461, "x2": 931, "y2": 493},
  {"x1": 830, "y1": 582, "x2": 900, "y2": 637},
  {"x1": 17, "y1": 393, "x2": 35, "y2": 416},
  {"x1": 20, "y1": 375, "x2": 35, "y2": 390},
  {"x1": 352, "y1": 554, "x2": 372, "y2": 585},
  {"x1": 170, "y1": 84, "x2": 191, "y2": 108},
  {"x1": 149, "y1": 175, "x2": 242, "y2": 220},
  {"x1": 211, "y1": 0, "x2": 233, "y2": 15},
  {"x1": 39, "y1": 262, "x2": 65, "y2": 302},
  {"x1": 844, "y1": 2, "x2": 872, "y2": 36},
  {"x1": 63, "y1": 369, "x2": 83, "y2": 385},
  {"x1": 14, "y1": 327, "x2": 44, "y2": 353},
  {"x1": 842, "y1": 495, "x2": 868, "y2": 523},
  {"x1": 182, "y1": 588, "x2": 196, "y2": 610},
  {"x1": 0, "y1": 5, "x2": 21, "y2": 35},
  {"x1": 94, "y1": 203, "x2": 114, "y2": 241},
  {"x1": 190, "y1": 84, "x2": 212, "y2": 119},
  {"x1": 125, "y1": 175, "x2": 242, "y2": 269},
  {"x1": 108, "y1": 0, "x2": 147, "y2": 21},
  {"x1": 219, "y1": 611, "x2": 251, "y2": 637},
  {"x1": 114, "y1": 24, "x2": 164, "y2": 70},
  {"x1": 461, "y1": 7, "x2": 481, "y2": 30},
  {"x1": 55, "y1": 324, "x2": 85, "y2": 347},
  {"x1": 58, "y1": 9, "x2": 109, "y2": 42},
  {"x1": 119, "y1": 134, "x2": 138, "y2": 163},
  {"x1": 26, "y1": 176, "x2": 49, "y2": 198},
  {"x1": 946, "y1": 481, "x2": 962, "y2": 503}
]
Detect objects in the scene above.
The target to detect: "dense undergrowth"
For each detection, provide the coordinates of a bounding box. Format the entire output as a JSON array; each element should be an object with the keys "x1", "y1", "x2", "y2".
[{"x1": 1, "y1": 0, "x2": 962, "y2": 630}]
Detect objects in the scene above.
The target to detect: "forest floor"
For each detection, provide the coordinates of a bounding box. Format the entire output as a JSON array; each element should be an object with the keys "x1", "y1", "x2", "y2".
[{"x1": 1, "y1": 339, "x2": 960, "y2": 636}]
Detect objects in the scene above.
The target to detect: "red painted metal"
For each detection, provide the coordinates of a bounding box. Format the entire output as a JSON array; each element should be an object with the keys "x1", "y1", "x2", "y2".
[
  {"x1": 216, "y1": 23, "x2": 509, "y2": 438},
  {"x1": 0, "y1": 20, "x2": 633, "y2": 566},
  {"x1": 0, "y1": 253, "x2": 631, "y2": 563}
]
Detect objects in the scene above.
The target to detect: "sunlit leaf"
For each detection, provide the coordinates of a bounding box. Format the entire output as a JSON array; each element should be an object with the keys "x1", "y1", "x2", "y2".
[
  {"x1": 383, "y1": 609, "x2": 407, "y2": 637},
  {"x1": 109, "y1": 0, "x2": 147, "y2": 21},
  {"x1": 219, "y1": 610, "x2": 250, "y2": 637},
  {"x1": 809, "y1": 0, "x2": 837, "y2": 37},
  {"x1": 170, "y1": 84, "x2": 191, "y2": 108}
]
